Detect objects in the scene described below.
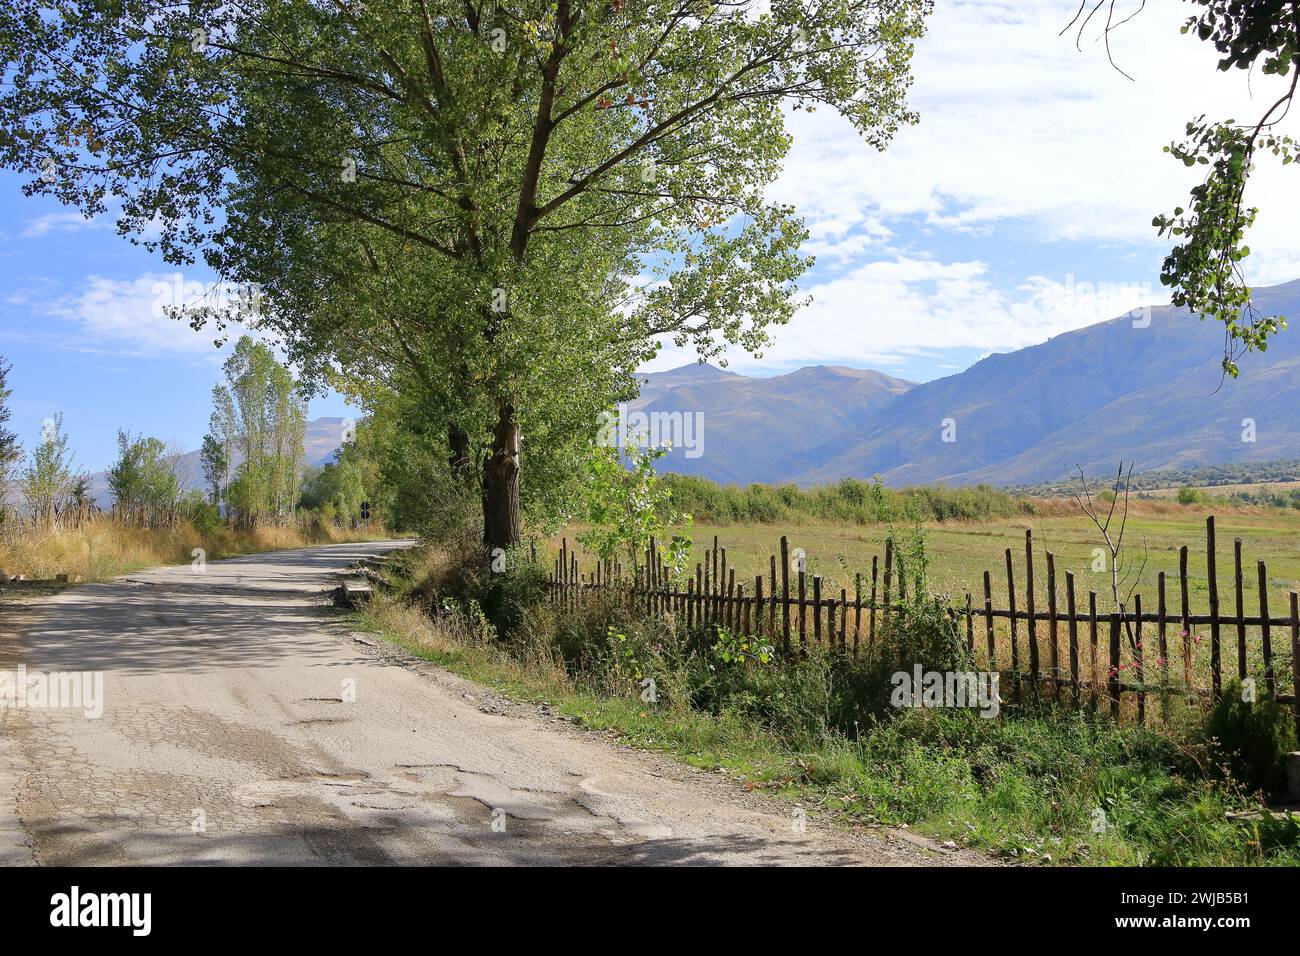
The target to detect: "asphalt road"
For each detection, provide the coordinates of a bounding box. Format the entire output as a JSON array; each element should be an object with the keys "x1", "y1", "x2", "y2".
[{"x1": 0, "y1": 541, "x2": 983, "y2": 866}]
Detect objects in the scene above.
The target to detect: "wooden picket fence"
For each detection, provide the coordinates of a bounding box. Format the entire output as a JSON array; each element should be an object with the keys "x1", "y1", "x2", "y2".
[{"x1": 544, "y1": 516, "x2": 1300, "y2": 732}]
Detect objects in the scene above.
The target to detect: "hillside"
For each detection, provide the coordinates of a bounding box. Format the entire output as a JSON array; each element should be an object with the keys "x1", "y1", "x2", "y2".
[
  {"x1": 640, "y1": 278, "x2": 1300, "y2": 488},
  {"x1": 632, "y1": 363, "x2": 914, "y2": 484}
]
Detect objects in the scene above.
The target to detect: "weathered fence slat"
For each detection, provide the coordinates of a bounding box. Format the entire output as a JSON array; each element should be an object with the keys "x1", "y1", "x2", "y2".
[
  {"x1": 1207, "y1": 517, "x2": 1221, "y2": 699},
  {"x1": 983, "y1": 570, "x2": 996, "y2": 669},
  {"x1": 1108, "y1": 612, "x2": 1121, "y2": 719},
  {"x1": 965, "y1": 591, "x2": 974, "y2": 655},
  {"x1": 1025, "y1": 531, "x2": 1040, "y2": 697},
  {"x1": 1291, "y1": 592, "x2": 1300, "y2": 744},
  {"x1": 840, "y1": 587, "x2": 849, "y2": 653},
  {"x1": 853, "y1": 573, "x2": 862, "y2": 654},
  {"x1": 1046, "y1": 550, "x2": 1058, "y2": 697},
  {"x1": 869, "y1": 556, "x2": 880, "y2": 648},
  {"x1": 1066, "y1": 571, "x2": 1079, "y2": 703},
  {"x1": 768, "y1": 554, "x2": 778, "y2": 643},
  {"x1": 813, "y1": 575, "x2": 822, "y2": 646},
  {"x1": 1259, "y1": 560, "x2": 1274, "y2": 697},
  {"x1": 1134, "y1": 593, "x2": 1145, "y2": 725},
  {"x1": 1089, "y1": 592, "x2": 1100, "y2": 711},
  {"x1": 540, "y1": 513, "x2": 1294, "y2": 724},
  {"x1": 780, "y1": 537, "x2": 791, "y2": 654},
  {"x1": 1234, "y1": 537, "x2": 1246, "y2": 682},
  {"x1": 798, "y1": 569, "x2": 808, "y2": 652},
  {"x1": 1157, "y1": 571, "x2": 1168, "y2": 704},
  {"x1": 1005, "y1": 548, "x2": 1020, "y2": 689},
  {"x1": 883, "y1": 539, "x2": 894, "y2": 629},
  {"x1": 1180, "y1": 545, "x2": 1192, "y2": 694}
]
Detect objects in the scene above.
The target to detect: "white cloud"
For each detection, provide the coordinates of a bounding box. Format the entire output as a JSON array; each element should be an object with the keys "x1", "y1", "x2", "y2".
[
  {"x1": 646, "y1": 1, "x2": 1300, "y2": 376},
  {"x1": 21, "y1": 210, "x2": 105, "y2": 238},
  {"x1": 36, "y1": 272, "x2": 257, "y2": 359},
  {"x1": 643, "y1": 256, "x2": 1166, "y2": 373},
  {"x1": 772, "y1": 0, "x2": 1300, "y2": 262}
]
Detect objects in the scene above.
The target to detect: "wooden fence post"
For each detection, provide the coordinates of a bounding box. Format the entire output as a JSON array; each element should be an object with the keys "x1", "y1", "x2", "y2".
[
  {"x1": 1066, "y1": 570, "x2": 1079, "y2": 704},
  {"x1": 1157, "y1": 571, "x2": 1168, "y2": 717},
  {"x1": 840, "y1": 587, "x2": 848, "y2": 653},
  {"x1": 815, "y1": 575, "x2": 825, "y2": 646},
  {"x1": 1179, "y1": 545, "x2": 1192, "y2": 695},
  {"x1": 1290, "y1": 592, "x2": 1300, "y2": 746},
  {"x1": 883, "y1": 539, "x2": 894, "y2": 626},
  {"x1": 1089, "y1": 591, "x2": 1099, "y2": 711},
  {"x1": 965, "y1": 592, "x2": 974, "y2": 656},
  {"x1": 798, "y1": 568, "x2": 808, "y2": 653},
  {"x1": 769, "y1": 554, "x2": 778, "y2": 642},
  {"x1": 1005, "y1": 548, "x2": 1020, "y2": 690},
  {"x1": 869, "y1": 555, "x2": 879, "y2": 647},
  {"x1": 1108, "y1": 612, "x2": 1121, "y2": 719},
  {"x1": 1259, "y1": 560, "x2": 1274, "y2": 698},
  {"x1": 728, "y1": 572, "x2": 738, "y2": 632},
  {"x1": 854, "y1": 573, "x2": 862, "y2": 654},
  {"x1": 1207, "y1": 516, "x2": 1221, "y2": 699},
  {"x1": 778, "y1": 537, "x2": 790, "y2": 654},
  {"x1": 826, "y1": 579, "x2": 835, "y2": 648},
  {"x1": 1234, "y1": 537, "x2": 1246, "y2": 682},
  {"x1": 983, "y1": 570, "x2": 996, "y2": 669},
  {"x1": 1134, "y1": 593, "x2": 1145, "y2": 725},
  {"x1": 1025, "y1": 530, "x2": 1039, "y2": 698},
  {"x1": 1046, "y1": 550, "x2": 1058, "y2": 698}
]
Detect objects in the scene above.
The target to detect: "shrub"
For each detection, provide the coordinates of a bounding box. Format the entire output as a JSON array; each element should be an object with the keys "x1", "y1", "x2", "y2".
[
  {"x1": 181, "y1": 494, "x2": 223, "y2": 537},
  {"x1": 1205, "y1": 681, "x2": 1297, "y2": 795},
  {"x1": 661, "y1": 474, "x2": 1019, "y2": 525}
]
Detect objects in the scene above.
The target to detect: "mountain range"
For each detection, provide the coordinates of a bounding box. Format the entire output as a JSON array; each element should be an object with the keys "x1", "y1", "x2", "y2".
[
  {"x1": 637, "y1": 277, "x2": 1300, "y2": 487},
  {"x1": 70, "y1": 277, "x2": 1300, "y2": 505}
]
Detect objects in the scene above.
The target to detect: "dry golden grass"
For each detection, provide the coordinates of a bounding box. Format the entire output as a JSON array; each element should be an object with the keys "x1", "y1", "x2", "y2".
[
  {"x1": 0, "y1": 515, "x2": 386, "y2": 582},
  {"x1": 364, "y1": 587, "x2": 575, "y2": 700}
]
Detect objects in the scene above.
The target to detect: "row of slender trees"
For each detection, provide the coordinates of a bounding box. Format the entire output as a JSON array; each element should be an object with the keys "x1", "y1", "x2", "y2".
[
  {"x1": 0, "y1": 361, "x2": 94, "y2": 531},
  {"x1": 200, "y1": 337, "x2": 309, "y2": 529},
  {"x1": 0, "y1": 341, "x2": 345, "y2": 534}
]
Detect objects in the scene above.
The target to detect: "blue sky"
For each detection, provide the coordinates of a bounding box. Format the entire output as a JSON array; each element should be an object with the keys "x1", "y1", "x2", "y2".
[
  {"x1": 3, "y1": 1, "x2": 1299, "y2": 472},
  {"x1": 0, "y1": 180, "x2": 356, "y2": 472}
]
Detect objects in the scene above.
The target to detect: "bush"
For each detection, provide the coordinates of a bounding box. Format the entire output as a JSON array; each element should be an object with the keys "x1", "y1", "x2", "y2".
[
  {"x1": 181, "y1": 494, "x2": 223, "y2": 537},
  {"x1": 1205, "y1": 681, "x2": 1297, "y2": 795},
  {"x1": 662, "y1": 474, "x2": 1019, "y2": 525},
  {"x1": 443, "y1": 548, "x2": 552, "y2": 640}
]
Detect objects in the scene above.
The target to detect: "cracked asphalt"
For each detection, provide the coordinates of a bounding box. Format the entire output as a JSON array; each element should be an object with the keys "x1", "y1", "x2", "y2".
[{"x1": 0, "y1": 541, "x2": 987, "y2": 866}]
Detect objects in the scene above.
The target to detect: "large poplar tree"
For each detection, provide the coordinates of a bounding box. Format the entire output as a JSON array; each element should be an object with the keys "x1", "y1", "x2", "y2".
[{"x1": 0, "y1": 0, "x2": 931, "y2": 546}]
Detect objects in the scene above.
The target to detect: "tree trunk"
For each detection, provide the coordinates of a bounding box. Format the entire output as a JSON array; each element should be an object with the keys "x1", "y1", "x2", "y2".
[
  {"x1": 482, "y1": 402, "x2": 521, "y2": 549},
  {"x1": 448, "y1": 423, "x2": 475, "y2": 489}
]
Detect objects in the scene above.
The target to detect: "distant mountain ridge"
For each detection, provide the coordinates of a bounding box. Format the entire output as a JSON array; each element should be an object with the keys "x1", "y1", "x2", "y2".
[
  {"x1": 640, "y1": 278, "x2": 1300, "y2": 487},
  {"x1": 629, "y1": 362, "x2": 914, "y2": 485},
  {"x1": 69, "y1": 277, "x2": 1300, "y2": 509}
]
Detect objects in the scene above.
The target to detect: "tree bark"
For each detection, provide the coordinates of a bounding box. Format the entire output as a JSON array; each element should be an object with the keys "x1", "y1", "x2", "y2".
[
  {"x1": 448, "y1": 423, "x2": 475, "y2": 489},
  {"x1": 482, "y1": 402, "x2": 521, "y2": 549}
]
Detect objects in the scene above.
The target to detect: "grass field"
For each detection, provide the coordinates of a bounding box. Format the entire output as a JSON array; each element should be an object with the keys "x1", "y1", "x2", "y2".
[{"x1": 553, "y1": 503, "x2": 1300, "y2": 616}]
